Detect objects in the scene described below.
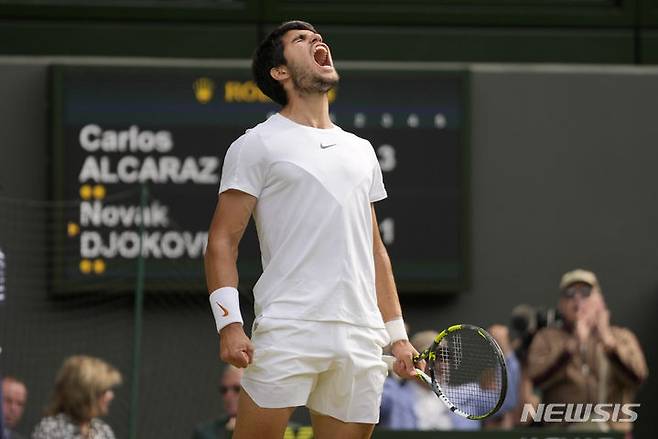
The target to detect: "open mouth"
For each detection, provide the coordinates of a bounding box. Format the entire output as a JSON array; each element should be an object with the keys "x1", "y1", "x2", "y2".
[{"x1": 313, "y1": 44, "x2": 332, "y2": 68}]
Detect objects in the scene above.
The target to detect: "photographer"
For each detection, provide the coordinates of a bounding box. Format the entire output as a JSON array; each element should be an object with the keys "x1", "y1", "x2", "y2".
[{"x1": 526, "y1": 269, "x2": 648, "y2": 435}]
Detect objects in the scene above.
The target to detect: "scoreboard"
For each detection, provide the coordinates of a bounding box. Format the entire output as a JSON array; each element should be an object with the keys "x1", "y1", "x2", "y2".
[{"x1": 51, "y1": 63, "x2": 469, "y2": 294}]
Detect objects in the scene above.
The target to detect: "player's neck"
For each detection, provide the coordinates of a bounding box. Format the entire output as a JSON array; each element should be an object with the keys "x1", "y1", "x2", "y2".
[{"x1": 280, "y1": 93, "x2": 332, "y2": 129}]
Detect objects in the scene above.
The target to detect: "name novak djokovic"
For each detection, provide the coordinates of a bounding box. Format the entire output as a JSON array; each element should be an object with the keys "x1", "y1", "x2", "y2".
[{"x1": 521, "y1": 403, "x2": 640, "y2": 423}]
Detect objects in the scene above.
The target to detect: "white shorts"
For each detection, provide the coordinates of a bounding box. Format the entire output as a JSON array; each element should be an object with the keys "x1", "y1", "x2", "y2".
[{"x1": 241, "y1": 316, "x2": 390, "y2": 424}]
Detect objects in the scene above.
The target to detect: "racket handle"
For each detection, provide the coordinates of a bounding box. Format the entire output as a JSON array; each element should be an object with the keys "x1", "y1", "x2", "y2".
[{"x1": 415, "y1": 368, "x2": 432, "y2": 385}]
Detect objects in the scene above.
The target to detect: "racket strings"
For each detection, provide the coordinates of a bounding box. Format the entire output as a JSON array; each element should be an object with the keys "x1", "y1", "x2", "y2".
[{"x1": 429, "y1": 329, "x2": 504, "y2": 417}]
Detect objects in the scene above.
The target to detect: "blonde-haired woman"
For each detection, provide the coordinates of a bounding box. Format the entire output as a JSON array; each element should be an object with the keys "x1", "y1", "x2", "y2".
[{"x1": 32, "y1": 355, "x2": 122, "y2": 439}]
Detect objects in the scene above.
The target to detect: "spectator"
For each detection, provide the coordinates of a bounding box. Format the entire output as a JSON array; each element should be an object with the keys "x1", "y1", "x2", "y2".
[
  {"x1": 377, "y1": 371, "x2": 417, "y2": 430},
  {"x1": 378, "y1": 323, "x2": 417, "y2": 430},
  {"x1": 483, "y1": 325, "x2": 522, "y2": 429},
  {"x1": 408, "y1": 331, "x2": 452, "y2": 431},
  {"x1": 32, "y1": 355, "x2": 121, "y2": 439},
  {"x1": 192, "y1": 365, "x2": 302, "y2": 438},
  {"x1": 2, "y1": 376, "x2": 27, "y2": 439},
  {"x1": 527, "y1": 269, "x2": 648, "y2": 434},
  {"x1": 192, "y1": 365, "x2": 243, "y2": 438}
]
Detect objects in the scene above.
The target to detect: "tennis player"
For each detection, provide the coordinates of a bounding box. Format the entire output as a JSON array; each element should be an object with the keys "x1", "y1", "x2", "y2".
[{"x1": 204, "y1": 20, "x2": 420, "y2": 439}]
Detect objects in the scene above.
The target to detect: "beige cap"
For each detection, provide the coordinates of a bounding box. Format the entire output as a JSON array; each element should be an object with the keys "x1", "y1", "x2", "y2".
[{"x1": 559, "y1": 269, "x2": 599, "y2": 290}]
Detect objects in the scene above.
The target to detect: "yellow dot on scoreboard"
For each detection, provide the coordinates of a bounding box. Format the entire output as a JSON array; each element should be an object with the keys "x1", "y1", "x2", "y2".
[
  {"x1": 67, "y1": 222, "x2": 79, "y2": 237},
  {"x1": 93, "y1": 259, "x2": 106, "y2": 274},
  {"x1": 79, "y1": 185, "x2": 92, "y2": 200},
  {"x1": 79, "y1": 259, "x2": 92, "y2": 274},
  {"x1": 93, "y1": 185, "x2": 106, "y2": 200}
]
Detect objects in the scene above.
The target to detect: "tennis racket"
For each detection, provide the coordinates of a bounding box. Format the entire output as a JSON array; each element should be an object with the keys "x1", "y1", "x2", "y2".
[{"x1": 383, "y1": 324, "x2": 507, "y2": 420}]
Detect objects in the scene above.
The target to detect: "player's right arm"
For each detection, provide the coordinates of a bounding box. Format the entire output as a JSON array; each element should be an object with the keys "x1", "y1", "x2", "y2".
[{"x1": 204, "y1": 189, "x2": 257, "y2": 368}]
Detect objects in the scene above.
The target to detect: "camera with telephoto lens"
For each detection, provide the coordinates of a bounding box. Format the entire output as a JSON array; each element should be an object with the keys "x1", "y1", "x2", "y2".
[{"x1": 509, "y1": 304, "x2": 562, "y2": 362}]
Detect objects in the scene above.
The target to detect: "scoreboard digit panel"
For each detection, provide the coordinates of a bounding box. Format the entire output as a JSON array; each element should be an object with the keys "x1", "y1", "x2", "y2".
[{"x1": 51, "y1": 64, "x2": 468, "y2": 294}]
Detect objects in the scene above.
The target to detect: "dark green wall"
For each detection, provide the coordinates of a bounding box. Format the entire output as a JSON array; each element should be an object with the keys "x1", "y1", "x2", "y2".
[
  {"x1": 1, "y1": 58, "x2": 656, "y2": 439},
  {"x1": 0, "y1": 0, "x2": 658, "y2": 63}
]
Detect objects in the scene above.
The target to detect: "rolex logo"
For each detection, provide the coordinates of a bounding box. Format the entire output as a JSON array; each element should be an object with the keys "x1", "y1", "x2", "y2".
[{"x1": 193, "y1": 77, "x2": 215, "y2": 104}]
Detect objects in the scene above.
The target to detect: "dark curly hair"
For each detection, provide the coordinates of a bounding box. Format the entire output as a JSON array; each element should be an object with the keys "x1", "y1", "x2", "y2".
[{"x1": 252, "y1": 20, "x2": 317, "y2": 106}]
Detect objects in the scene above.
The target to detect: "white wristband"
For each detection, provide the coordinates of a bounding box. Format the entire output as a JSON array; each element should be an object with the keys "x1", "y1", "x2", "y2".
[
  {"x1": 209, "y1": 287, "x2": 243, "y2": 333},
  {"x1": 385, "y1": 317, "x2": 408, "y2": 344}
]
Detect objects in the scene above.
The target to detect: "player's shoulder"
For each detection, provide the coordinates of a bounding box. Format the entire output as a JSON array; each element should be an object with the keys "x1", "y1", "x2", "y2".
[
  {"x1": 338, "y1": 129, "x2": 377, "y2": 162},
  {"x1": 228, "y1": 118, "x2": 272, "y2": 154},
  {"x1": 233, "y1": 124, "x2": 265, "y2": 146},
  {"x1": 339, "y1": 128, "x2": 372, "y2": 147},
  {"x1": 230, "y1": 113, "x2": 297, "y2": 151},
  {"x1": 244, "y1": 112, "x2": 295, "y2": 139}
]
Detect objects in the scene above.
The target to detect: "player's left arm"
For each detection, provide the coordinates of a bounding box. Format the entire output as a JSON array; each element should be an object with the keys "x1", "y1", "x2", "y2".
[{"x1": 371, "y1": 204, "x2": 422, "y2": 379}]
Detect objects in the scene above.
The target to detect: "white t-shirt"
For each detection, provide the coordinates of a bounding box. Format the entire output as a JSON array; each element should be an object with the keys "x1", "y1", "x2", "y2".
[{"x1": 218, "y1": 113, "x2": 387, "y2": 328}]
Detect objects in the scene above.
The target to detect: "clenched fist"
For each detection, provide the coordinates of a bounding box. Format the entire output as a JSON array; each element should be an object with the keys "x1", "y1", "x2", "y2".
[
  {"x1": 219, "y1": 322, "x2": 254, "y2": 368},
  {"x1": 391, "y1": 339, "x2": 424, "y2": 379}
]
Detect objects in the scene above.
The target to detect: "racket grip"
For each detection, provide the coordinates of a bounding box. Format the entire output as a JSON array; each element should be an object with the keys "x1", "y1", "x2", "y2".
[{"x1": 415, "y1": 369, "x2": 432, "y2": 385}]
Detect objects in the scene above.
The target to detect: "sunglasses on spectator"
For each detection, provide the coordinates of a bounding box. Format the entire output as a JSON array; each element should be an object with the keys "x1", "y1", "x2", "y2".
[
  {"x1": 220, "y1": 385, "x2": 241, "y2": 395},
  {"x1": 562, "y1": 284, "x2": 592, "y2": 299}
]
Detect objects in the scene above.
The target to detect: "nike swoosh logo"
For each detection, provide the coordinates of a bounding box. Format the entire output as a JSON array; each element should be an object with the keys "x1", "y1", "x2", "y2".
[
  {"x1": 320, "y1": 143, "x2": 336, "y2": 149},
  {"x1": 215, "y1": 301, "x2": 229, "y2": 317}
]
